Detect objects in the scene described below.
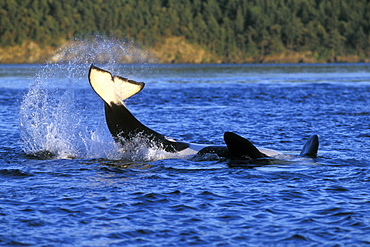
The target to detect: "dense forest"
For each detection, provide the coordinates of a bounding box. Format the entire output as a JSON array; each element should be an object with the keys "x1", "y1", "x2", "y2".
[{"x1": 1, "y1": 0, "x2": 369, "y2": 63}]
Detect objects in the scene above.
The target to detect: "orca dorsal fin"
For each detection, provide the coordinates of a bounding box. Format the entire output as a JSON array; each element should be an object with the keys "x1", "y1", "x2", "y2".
[
  {"x1": 224, "y1": 132, "x2": 265, "y2": 159},
  {"x1": 300, "y1": 134, "x2": 319, "y2": 157},
  {"x1": 88, "y1": 65, "x2": 144, "y2": 106}
]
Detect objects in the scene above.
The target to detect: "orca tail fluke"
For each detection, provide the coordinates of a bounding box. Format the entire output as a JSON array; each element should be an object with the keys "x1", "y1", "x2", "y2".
[
  {"x1": 300, "y1": 134, "x2": 319, "y2": 157},
  {"x1": 224, "y1": 132, "x2": 265, "y2": 159},
  {"x1": 88, "y1": 65, "x2": 189, "y2": 153},
  {"x1": 88, "y1": 64, "x2": 145, "y2": 106}
]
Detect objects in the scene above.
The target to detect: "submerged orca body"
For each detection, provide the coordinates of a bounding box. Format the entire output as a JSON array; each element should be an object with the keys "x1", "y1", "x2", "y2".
[{"x1": 88, "y1": 65, "x2": 319, "y2": 161}]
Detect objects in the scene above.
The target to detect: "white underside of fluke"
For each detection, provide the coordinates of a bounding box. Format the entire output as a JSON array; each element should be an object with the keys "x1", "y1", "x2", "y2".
[{"x1": 89, "y1": 65, "x2": 144, "y2": 106}]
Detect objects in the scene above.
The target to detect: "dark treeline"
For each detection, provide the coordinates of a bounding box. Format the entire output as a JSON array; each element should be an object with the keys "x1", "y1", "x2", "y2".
[{"x1": 1, "y1": 0, "x2": 369, "y2": 61}]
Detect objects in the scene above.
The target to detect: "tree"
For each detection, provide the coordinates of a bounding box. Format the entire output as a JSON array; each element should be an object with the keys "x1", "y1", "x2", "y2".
[{"x1": 0, "y1": 0, "x2": 368, "y2": 62}]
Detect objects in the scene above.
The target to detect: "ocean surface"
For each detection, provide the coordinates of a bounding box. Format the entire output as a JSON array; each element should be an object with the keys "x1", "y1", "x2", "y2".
[{"x1": 0, "y1": 62, "x2": 370, "y2": 246}]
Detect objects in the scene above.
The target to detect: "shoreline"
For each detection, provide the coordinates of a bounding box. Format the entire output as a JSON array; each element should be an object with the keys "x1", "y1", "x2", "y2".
[{"x1": 0, "y1": 38, "x2": 369, "y2": 65}]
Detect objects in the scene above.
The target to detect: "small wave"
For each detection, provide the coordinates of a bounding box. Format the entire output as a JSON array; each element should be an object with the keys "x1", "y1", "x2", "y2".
[{"x1": 0, "y1": 168, "x2": 33, "y2": 177}]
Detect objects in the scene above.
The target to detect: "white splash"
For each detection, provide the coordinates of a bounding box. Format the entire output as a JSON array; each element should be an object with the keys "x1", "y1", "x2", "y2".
[
  {"x1": 49, "y1": 35, "x2": 156, "y2": 64},
  {"x1": 19, "y1": 36, "x2": 162, "y2": 160}
]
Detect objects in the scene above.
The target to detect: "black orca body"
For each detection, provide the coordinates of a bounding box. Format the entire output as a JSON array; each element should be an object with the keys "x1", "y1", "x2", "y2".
[
  {"x1": 299, "y1": 134, "x2": 319, "y2": 157},
  {"x1": 104, "y1": 102, "x2": 190, "y2": 153},
  {"x1": 88, "y1": 65, "x2": 319, "y2": 161}
]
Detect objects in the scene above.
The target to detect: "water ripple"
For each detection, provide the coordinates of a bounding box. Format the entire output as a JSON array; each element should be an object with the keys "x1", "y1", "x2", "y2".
[
  {"x1": 1, "y1": 63, "x2": 370, "y2": 246},
  {"x1": 0, "y1": 168, "x2": 33, "y2": 177}
]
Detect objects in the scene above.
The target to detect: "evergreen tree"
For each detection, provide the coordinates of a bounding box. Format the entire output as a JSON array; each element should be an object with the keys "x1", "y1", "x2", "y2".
[{"x1": 0, "y1": 0, "x2": 368, "y2": 61}]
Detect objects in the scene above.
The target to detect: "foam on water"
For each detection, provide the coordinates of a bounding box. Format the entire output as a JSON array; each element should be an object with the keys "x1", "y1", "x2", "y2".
[
  {"x1": 19, "y1": 36, "x2": 165, "y2": 160},
  {"x1": 19, "y1": 69, "x2": 118, "y2": 159}
]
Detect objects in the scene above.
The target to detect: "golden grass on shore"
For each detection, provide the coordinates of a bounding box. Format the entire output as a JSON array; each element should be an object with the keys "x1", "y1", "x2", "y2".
[{"x1": 0, "y1": 37, "x2": 368, "y2": 64}]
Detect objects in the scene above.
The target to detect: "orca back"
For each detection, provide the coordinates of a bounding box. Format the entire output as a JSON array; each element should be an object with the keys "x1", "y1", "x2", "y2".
[
  {"x1": 300, "y1": 135, "x2": 319, "y2": 157},
  {"x1": 223, "y1": 132, "x2": 265, "y2": 159}
]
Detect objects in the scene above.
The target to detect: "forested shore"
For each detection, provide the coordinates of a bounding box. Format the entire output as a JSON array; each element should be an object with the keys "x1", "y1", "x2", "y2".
[{"x1": 1, "y1": 0, "x2": 369, "y2": 64}]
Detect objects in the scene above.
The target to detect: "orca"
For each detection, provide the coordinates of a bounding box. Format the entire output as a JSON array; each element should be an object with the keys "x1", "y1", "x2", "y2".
[
  {"x1": 88, "y1": 65, "x2": 319, "y2": 161},
  {"x1": 299, "y1": 134, "x2": 319, "y2": 157}
]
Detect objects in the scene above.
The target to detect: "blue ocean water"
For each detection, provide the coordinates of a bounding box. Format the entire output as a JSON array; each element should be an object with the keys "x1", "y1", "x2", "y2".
[{"x1": 0, "y1": 62, "x2": 370, "y2": 246}]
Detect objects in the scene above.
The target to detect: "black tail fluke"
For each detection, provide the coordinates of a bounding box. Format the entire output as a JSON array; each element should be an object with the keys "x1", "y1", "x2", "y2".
[{"x1": 300, "y1": 135, "x2": 319, "y2": 157}]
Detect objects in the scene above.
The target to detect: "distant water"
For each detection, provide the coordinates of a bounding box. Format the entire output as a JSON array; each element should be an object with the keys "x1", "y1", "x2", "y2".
[{"x1": 1, "y1": 63, "x2": 370, "y2": 246}]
